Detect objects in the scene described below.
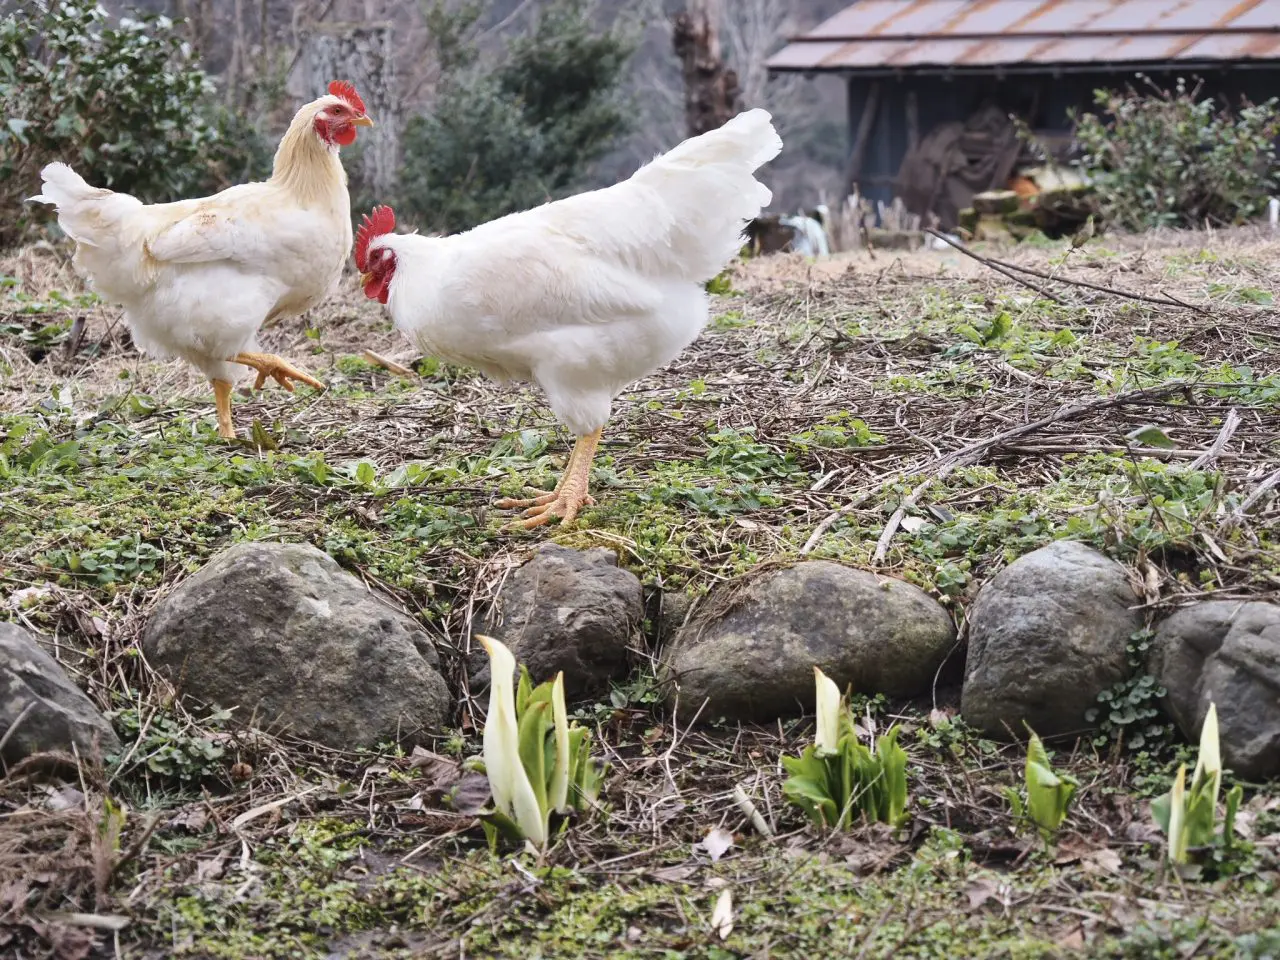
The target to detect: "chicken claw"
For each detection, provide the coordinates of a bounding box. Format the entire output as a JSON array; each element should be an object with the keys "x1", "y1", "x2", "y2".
[
  {"x1": 499, "y1": 427, "x2": 602, "y2": 531},
  {"x1": 233, "y1": 352, "x2": 326, "y2": 393},
  {"x1": 506, "y1": 489, "x2": 596, "y2": 530}
]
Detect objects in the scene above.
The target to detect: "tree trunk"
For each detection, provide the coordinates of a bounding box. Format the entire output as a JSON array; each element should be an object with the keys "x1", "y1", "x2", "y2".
[
  {"x1": 672, "y1": 1, "x2": 740, "y2": 139},
  {"x1": 299, "y1": 22, "x2": 399, "y2": 200}
]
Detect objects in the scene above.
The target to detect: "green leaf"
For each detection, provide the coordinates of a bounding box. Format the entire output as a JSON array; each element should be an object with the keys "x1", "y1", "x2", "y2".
[
  {"x1": 1126, "y1": 425, "x2": 1175, "y2": 449},
  {"x1": 1003, "y1": 786, "x2": 1025, "y2": 820},
  {"x1": 516, "y1": 699, "x2": 551, "y2": 822},
  {"x1": 876, "y1": 728, "x2": 910, "y2": 828},
  {"x1": 781, "y1": 774, "x2": 839, "y2": 828},
  {"x1": 1022, "y1": 729, "x2": 1077, "y2": 839},
  {"x1": 1223, "y1": 784, "x2": 1243, "y2": 849}
]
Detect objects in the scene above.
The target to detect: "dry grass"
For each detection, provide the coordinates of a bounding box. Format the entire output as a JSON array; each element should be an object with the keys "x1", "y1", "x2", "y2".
[{"x1": 1, "y1": 228, "x2": 1279, "y2": 958}]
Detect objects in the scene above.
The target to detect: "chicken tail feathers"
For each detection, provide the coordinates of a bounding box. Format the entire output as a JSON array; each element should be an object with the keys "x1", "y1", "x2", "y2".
[
  {"x1": 630, "y1": 108, "x2": 783, "y2": 281},
  {"x1": 27, "y1": 162, "x2": 125, "y2": 246}
]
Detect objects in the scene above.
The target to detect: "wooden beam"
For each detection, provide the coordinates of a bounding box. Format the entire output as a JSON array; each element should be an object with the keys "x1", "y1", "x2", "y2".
[{"x1": 844, "y1": 79, "x2": 882, "y2": 195}]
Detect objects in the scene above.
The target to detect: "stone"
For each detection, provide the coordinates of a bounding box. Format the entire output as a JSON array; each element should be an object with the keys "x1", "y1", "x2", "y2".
[
  {"x1": 645, "y1": 587, "x2": 693, "y2": 648},
  {"x1": 0, "y1": 622, "x2": 120, "y2": 763},
  {"x1": 1149, "y1": 601, "x2": 1280, "y2": 780},
  {"x1": 142, "y1": 542, "x2": 450, "y2": 750},
  {"x1": 961, "y1": 540, "x2": 1141, "y2": 739},
  {"x1": 661, "y1": 561, "x2": 956, "y2": 722},
  {"x1": 471, "y1": 544, "x2": 643, "y2": 701}
]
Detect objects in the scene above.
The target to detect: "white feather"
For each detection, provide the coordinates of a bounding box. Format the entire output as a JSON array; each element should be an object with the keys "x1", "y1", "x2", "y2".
[
  {"x1": 27, "y1": 96, "x2": 355, "y2": 385},
  {"x1": 377, "y1": 109, "x2": 783, "y2": 436}
]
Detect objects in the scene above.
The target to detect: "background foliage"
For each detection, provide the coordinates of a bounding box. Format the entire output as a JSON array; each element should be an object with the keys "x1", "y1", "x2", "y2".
[
  {"x1": 399, "y1": 0, "x2": 634, "y2": 233},
  {"x1": 1, "y1": 0, "x2": 269, "y2": 246},
  {"x1": 1073, "y1": 77, "x2": 1280, "y2": 231}
]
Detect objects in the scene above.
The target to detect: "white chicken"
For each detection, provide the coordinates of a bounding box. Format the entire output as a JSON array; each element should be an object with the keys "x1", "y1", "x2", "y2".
[
  {"x1": 355, "y1": 108, "x2": 782, "y2": 529},
  {"x1": 28, "y1": 81, "x2": 374, "y2": 438}
]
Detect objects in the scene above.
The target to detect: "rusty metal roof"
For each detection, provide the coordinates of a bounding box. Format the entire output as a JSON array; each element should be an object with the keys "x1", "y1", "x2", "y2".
[{"x1": 767, "y1": 0, "x2": 1280, "y2": 75}]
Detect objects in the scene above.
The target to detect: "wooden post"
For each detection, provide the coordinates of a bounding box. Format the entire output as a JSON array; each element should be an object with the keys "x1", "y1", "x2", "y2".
[
  {"x1": 844, "y1": 80, "x2": 881, "y2": 196},
  {"x1": 299, "y1": 22, "x2": 399, "y2": 199},
  {"x1": 672, "y1": 0, "x2": 740, "y2": 137}
]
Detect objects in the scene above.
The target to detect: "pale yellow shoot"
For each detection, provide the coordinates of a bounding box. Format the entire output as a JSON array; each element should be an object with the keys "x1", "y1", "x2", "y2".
[
  {"x1": 549, "y1": 671, "x2": 571, "y2": 812},
  {"x1": 813, "y1": 667, "x2": 842, "y2": 754},
  {"x1": 477, "y1": 634, "x2": 546, "y2": 846},
  {"x1": 1192, "y1": 702, "x2": 1222, "y2": 810},
  {"x1": 1167, "y1": 763, "x2": 1188, "y2": 865}
]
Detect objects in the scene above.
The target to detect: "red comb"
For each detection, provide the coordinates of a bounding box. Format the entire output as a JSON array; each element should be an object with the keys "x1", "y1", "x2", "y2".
[
  {"x1": 355, "y1": 205, "x2": 396, "y2": 272},
  {"x1": 328, "y1": 80, "x2": 366, "y2": 115}
]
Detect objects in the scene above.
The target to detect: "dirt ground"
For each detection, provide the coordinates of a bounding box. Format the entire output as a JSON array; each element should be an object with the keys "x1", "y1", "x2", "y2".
[{"x1": 1, "y1": 228, "x2": 1279, "y2": 958}]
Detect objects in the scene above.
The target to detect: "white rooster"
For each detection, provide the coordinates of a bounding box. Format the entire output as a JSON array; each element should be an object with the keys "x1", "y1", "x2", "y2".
[
  {"x1": 28, "y1": 81, "x2": 374, "y2": 438},
  {"x1": 355, "y1": 108, "x2": 782, "y2": 529}
]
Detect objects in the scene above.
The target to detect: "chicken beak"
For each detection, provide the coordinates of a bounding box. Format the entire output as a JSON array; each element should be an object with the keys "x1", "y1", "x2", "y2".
[
  {"x1": 359, "y1": 271, "x2": 374, "y2": 287},
  {"x1": 353, "y1": 115, "x2": 375, "y2": 128}
]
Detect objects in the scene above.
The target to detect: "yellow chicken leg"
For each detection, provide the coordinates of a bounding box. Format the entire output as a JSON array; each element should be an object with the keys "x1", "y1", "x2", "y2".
[
  {"x1": 212, "y1": 379, "x2": 235, "y2": 439},
  {"x1": 232, "y1": 352, "x2": 326, "y2": 394},
  {"x1": 500, "y1": 427, "x2": 602, "y2": 530},
  {"x1": 496, "y1": 437, "x2": 583, "y2": 509}
]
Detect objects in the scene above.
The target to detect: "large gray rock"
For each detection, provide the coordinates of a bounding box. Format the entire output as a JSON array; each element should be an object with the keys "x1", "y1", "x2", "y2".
[
  {"x1": 1, "y1": 623, "x2": 120, "y2": 763},
  {"x1": 962, "y1": 540, "x2": 1141, "y2": 739},
  {"x1": 661, "y1": 561, "x2": 956, "y2": 722},
  {"x1": 1150, "y1": 601, "x2": 1280, "y2": 780},
  {"x1": 471, "y1": 544, "x2": 642, "y2": 700},
  {"x1": 142, "y1": 542, "x2": 450, "y2": 749}
]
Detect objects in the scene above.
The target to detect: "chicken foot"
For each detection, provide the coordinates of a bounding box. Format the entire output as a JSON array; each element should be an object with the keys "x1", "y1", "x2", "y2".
[
  {"x1": 233, "y1": 352, "x2": 326, "y2": 394},
  {"x1": 212, "y1": 379, "x2": 236, "y2": 439},
  {"x1": 499, "y1": 427, "x2": 602, "y2": 530},
  {"x1": 209, "y1": 354, "x2": 325, "y2": 440}
]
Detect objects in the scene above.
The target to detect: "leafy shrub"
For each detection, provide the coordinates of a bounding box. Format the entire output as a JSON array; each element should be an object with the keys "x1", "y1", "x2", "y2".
[
  {"x1": 399, "y1": 0, "x2": 633, "y2": 233},
  {"x1": 1, "y1": 0, "x2": 268, "y2": 247},
  {"x1": 1072, "y1": 77, "x2": 1280, "y2": 230}
]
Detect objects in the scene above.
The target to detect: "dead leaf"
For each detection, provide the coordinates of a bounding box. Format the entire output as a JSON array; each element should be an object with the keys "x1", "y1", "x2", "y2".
[
  {"x1": 407, "y1": 748, "x2": 463, "y2": 791},
  {"x1": 445, "y1": 773, "x2": 491, "y2": 816},
  {"x1": 39, "y1": 784, "x2": 85, "y2": 812},
  {"x1": 1142, "y1": 562, "x2": 1160, "y2": 604},
  {"x1": 928, "y1": 707, "x2": 955, "y2": 727},
  {"x1": 963, "y1": 876, "x2": 1001, "y2": 912},
  {"x1": 195, "y1": 854, "x2": 226, "y2": 883},
  {"x1": 168, "y1": 804, "x2": 210, "y2": 834},
  {"x1": 1122, "y1": 820, "x2": 1163, "y2": 845},
  {"x1": 33, "y1": 922, "x2": 96, "y2": 960},
  {"x1": 649, "y1": 864, "x2": 697, "y2": 884},
  {"x1": 1057, "y1": 924, "x2": 1087, "y2": 949},
  {"x1": 231, "y1": 786, "x2": 319, "y2": 829},
  {"x1": 1083, "y1": 848, "x2": 1123, "y2": 875},
  {"x1": 900, "y1": 515, "x2": 928, "y2": 532},
  {"x1": 710, "y1": 888, "x2": 733, "y2": 940},
  {"x1": 696, "y1": 827, "x2": 735, "y2": 863}
]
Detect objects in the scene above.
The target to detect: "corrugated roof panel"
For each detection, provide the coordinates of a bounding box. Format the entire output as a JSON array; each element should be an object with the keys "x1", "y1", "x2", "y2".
[
  {"x1": 766, "y1": 40, "x2": 849, "y2": 69},
  {"x1": 766, "y1": 0, "x2": 1280, "y2": 73},
  {"x1": 1230, "y1": 0, "x2": 1280, "y2": 29},
  {"x1": 827, "y1": 39, "x2": 919, "y2": 67},
  {"x1": 1177, "y1": 31, "x2": 1280, "y2": 58},
  {"x1": 1007, "y1": 0, "x2": 1117, "y2": 33},
  {"x1": 955, "y1": 36, "x2": 1046, "y2": 64}
]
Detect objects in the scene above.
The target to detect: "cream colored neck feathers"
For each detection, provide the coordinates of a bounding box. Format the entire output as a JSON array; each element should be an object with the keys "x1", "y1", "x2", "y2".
[{"x1": 270, "y1": 96, "x2": 349, "y2": 205}]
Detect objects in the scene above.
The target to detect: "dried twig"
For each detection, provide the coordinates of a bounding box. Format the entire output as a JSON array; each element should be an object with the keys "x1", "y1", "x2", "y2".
[
  {"x1": 924, "y1": 229, "x2": 1066, "y2": 304},
  {"x1": 1188, "y1": 408, "x2": 1241, "y2": 471},
  {"x1": 803, "y1": 382, "x2": 1197, "y2": 553},
  {"x1": 361, "y1": 349, "x2": 416, "y2": 378},
  {"x1": 872, "y1": 476, "x2": 937, "y2": 563}
]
